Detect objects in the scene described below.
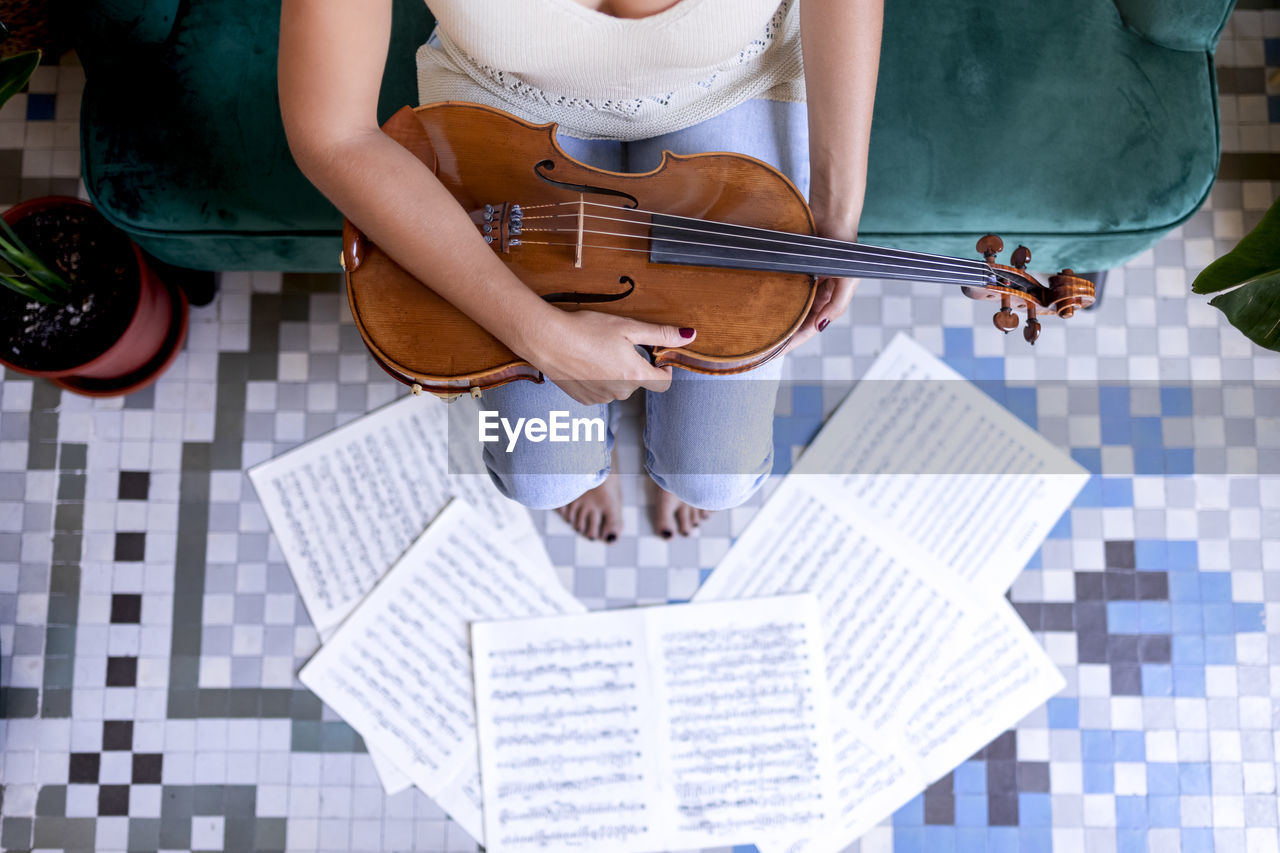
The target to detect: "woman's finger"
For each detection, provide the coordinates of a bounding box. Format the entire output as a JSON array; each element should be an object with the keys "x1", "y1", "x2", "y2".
[
  {"x1": 813, "y1": 277, "x2": 859, "y2": 330},
  {"x1": 812, "y1": 278, "x2": 835, "y2": 314}
]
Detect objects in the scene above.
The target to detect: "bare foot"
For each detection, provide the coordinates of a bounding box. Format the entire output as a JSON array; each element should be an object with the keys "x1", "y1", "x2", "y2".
[
  {"x1": 555, "y1": 449, "x2": 623, "y2": 542},
  {"x1": 653, "y1": 486, "x2": 712, "y2": 539}
]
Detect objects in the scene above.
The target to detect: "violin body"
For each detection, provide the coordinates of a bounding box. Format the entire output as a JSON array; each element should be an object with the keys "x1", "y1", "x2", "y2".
[
  {"x1": 344, "y1": 102, "x2": 816, "y2": 394},
  {"x1": 344, "y1": 102, "x2": 1094, "y2": 395}
]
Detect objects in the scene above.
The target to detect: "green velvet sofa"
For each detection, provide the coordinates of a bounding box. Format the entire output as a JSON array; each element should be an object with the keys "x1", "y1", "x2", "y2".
[{"x1": 70, "y1": 0, "x2": 1233, "y2": 274}]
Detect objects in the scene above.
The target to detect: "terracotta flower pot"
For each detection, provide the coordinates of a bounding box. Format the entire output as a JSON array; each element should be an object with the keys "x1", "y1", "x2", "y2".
[{"x1": 0, "y1": 196, "x2": 188, "y2": 396}]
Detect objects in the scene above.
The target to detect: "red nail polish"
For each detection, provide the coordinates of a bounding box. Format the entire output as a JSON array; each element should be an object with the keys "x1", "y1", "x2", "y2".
[
  {"x1": 605, "y1": 533, "x2": 617, "y2": 543},
  {"x1": 817, "y1": 318, "x2": 829, "y2": 332},
  {"x1": 679, "y1": 328, "x2": 695, "y2": 339},
  {"x1": 661, "y1": 529, "x2": 673, "y2": 539}
]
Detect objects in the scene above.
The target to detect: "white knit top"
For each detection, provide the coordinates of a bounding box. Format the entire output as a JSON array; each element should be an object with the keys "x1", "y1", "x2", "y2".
[{"x1": 415, "y1": 0, "x2": 805, "y2": 141}]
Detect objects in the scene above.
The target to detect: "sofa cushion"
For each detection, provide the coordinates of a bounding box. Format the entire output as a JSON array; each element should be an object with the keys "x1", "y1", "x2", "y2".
[{"x1": 859, "y1": 0, "x2": 1222, "y2": 269}]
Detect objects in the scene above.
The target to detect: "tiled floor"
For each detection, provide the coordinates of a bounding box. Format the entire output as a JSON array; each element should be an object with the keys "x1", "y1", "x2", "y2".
[{"x1": 2, "y1": 7, "x2": 1280, "y2": 853}]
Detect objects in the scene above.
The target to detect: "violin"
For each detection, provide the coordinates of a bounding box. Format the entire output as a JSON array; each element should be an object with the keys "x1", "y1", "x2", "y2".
[{"x1": 343, "y1": 102, "x2": 1095, "y2": 396}]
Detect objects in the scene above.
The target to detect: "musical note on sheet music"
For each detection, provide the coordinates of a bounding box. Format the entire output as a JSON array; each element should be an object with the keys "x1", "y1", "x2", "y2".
[{"x1": 471, "y1": 596, "x2": 838, "y2": 853}]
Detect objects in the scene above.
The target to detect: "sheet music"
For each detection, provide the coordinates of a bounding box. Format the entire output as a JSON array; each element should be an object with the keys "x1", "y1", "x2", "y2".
[
  {"x1": 471, "y1": 596, "x2": 837, "y2": 853},
  {"x1": 696, "y1": 479, "x2": 1064, "y2": 853},
  {"x1": 792, "y1": 333, "x2": 1088, "y2": 594},
  {"x1": 250, "y1": 394, "x2": 551, "y2": 639},
  {"x1": 299, "y1": 500, "x2": 585, "y2": 843}
]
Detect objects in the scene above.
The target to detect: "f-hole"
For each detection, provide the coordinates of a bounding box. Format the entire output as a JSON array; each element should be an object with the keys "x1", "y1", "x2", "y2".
[
  {"x1": 534, "y1": 160, "x2": 639, "y2": 209},
  {"x1": 542, "y1": 276, "x2": 637, "y2": 306}
]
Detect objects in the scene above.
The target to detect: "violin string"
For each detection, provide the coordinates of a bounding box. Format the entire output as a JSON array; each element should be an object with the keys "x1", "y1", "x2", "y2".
[
  {"x1": 521, "y1": 217, "x2": 993, "y2": 280},
  {"x1": 513, "y1": 238, "x2": 995, "y2": 287},
  {"x1": 518, "y1": 199, "x2": 997, "y2": 276},
  {"x1": 522, "y1": 209, "x2": 989, "y2": 276},
  {"x1": 514, "y1": 219, "x2": 993, "y2": 281}
]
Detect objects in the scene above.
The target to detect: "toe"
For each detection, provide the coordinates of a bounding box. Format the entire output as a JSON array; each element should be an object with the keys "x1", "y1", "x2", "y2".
[
  {"x1": 585, "y1": 509, "x2": 604, "y2": 541},
  {"x1": 653, "y1": 504, "x2": 675, "y2": 540},
  {"x1": 581, "y1": 508, "x2": 600, "y2": 540},
  {"x1": 677, "y1": 505, "x2": 694, "y2": 536},
  {"x1": 601, "y1": 512, "x2": 621, "y2": 544}
]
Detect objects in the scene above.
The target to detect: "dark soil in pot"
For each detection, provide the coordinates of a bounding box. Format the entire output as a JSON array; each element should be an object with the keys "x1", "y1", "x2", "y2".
[{"x1": 0, "y1": 203, "x2": 139, "y2": 372}]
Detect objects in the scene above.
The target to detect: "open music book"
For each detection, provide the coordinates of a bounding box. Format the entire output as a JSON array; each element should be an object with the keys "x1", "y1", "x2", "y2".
[{"x1": 471, "y1": 596, "x2": 837, "y2": 853}]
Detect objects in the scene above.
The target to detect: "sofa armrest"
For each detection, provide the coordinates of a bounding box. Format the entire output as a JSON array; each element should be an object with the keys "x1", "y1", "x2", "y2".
[{"x1": 1110, "y1": 0, "x2": 1236, "y2": 52}]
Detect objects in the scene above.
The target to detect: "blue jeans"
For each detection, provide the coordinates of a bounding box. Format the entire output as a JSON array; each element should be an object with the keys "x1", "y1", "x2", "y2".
[{"x1": 482, "y1": 98, "x2": 810, "y2": 511}]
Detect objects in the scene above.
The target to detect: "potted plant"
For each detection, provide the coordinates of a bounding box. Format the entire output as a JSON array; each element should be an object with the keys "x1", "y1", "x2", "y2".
[
  {"x1": 1191, "y1": 194, "x2": 1280, "y2": 353},
  {"x1": 0, "y1": 49, "x2": 187, "y2": 395}
]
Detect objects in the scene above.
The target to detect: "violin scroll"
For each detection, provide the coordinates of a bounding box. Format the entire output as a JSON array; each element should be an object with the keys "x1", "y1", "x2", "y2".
[{"x1": 968, "y1": 235, "x2": 1096, "y2": 345}]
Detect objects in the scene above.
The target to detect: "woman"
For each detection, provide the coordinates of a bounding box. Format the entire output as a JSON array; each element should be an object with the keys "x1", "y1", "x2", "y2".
[{"x1": 278, "y1": 0, "x2": 881, "y2": 541}]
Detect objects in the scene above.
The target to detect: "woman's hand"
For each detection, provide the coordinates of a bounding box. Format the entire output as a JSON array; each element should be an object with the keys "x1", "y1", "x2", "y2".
[
  {"x1": 527, "y1": 309, "x2": 697, "y2": 406},
  {"x1": 781, "y1": 212, "x2": 860, "y2": 355}
]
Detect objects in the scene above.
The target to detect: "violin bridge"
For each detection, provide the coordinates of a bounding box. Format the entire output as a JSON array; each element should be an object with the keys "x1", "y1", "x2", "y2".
[{"x1": 574, "y1": 194, "x2": 585, "y2": 269}]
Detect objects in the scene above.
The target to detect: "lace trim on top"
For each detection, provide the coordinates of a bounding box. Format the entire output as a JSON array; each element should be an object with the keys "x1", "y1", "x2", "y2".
[{"x1": 440, "y1": 1, "x2": 793, "y2": 119}]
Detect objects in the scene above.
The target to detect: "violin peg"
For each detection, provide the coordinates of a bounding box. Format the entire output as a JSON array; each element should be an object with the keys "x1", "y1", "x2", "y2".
[
  {"x1": 1011, "y1": 245, "x2": 1031, "y2": 270},
  {"x1": 1023, "y1": 306, "x2": 1041, "y2": 345},
  {"x1": 976, "y1": 234, "x2": 1004, "y2": 259},
  {"x1": 993, "y1": 293, "x2": 1019, "y2": 334}
]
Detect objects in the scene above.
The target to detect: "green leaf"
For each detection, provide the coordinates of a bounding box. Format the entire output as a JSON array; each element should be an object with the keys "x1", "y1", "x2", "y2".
[
  {"x1": 0, "y1": 51, "x2": 41, "y2": 111},
  {"x1": 1190, "y1": 193, "x2": 1280, "y2": 352},
  {"x1": 0, "y1": 194, "x2": 72, "y2": 301},
  {"x1": 1206, "y1": 272, "x2": 1280, "y2": 353},
  {"x1": 0, "y1": 274, "x2": 56, "y2": 304},
  {"x1": 1192, "y1": 195, "x2": 1280, "y2": 295}
]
